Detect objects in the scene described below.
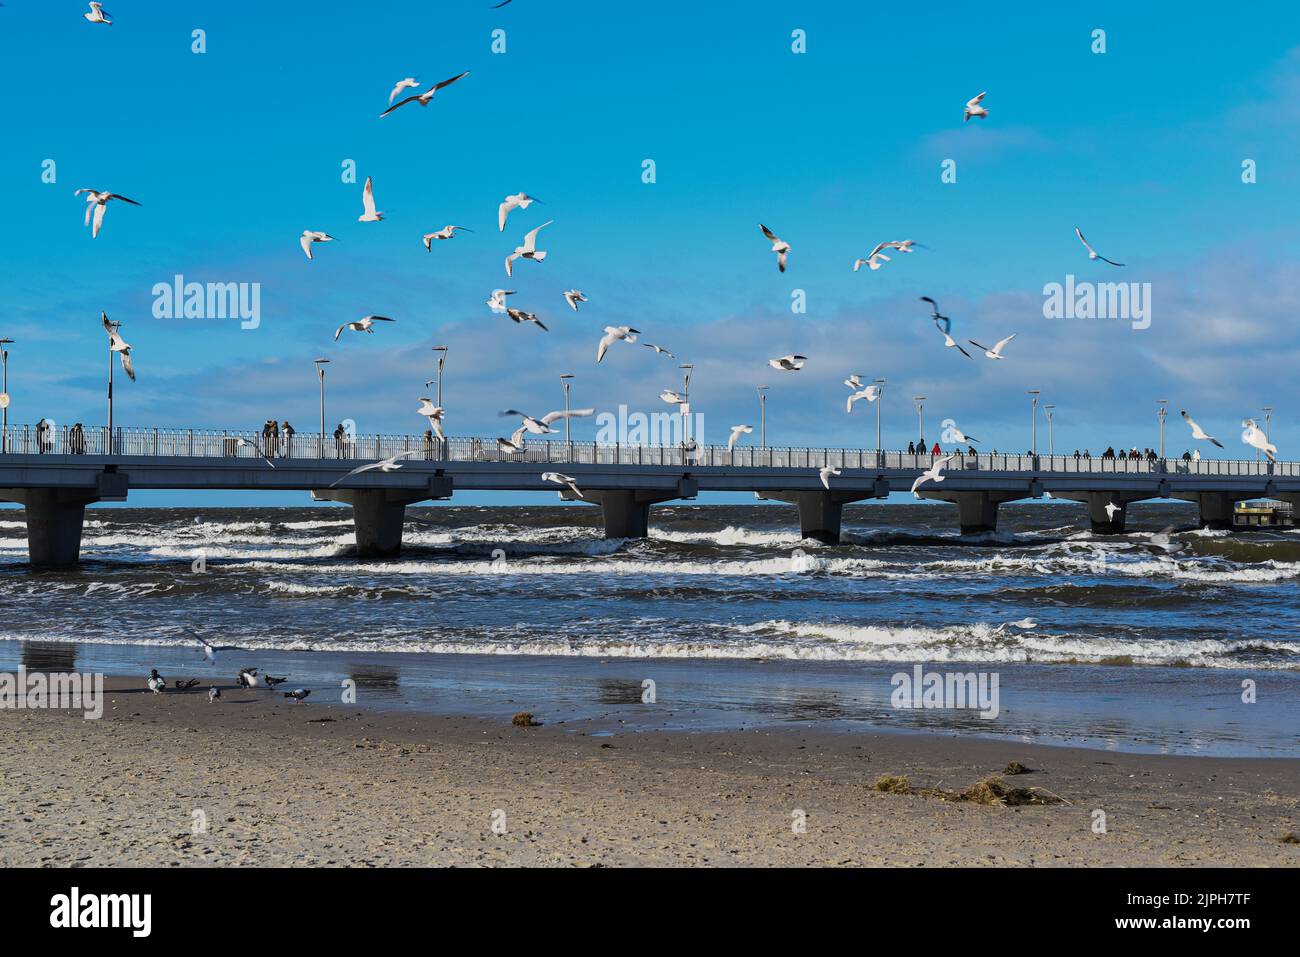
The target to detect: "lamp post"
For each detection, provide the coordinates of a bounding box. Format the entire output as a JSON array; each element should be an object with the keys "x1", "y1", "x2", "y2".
[
  {"x1": 1044, "y1": 404, "x2": 1055, "y2": 457},
  {"x1": 560, "y1": 374, "x2": 574, "y2": 455},
  {"x1": 314, "y1": 358, "x2": 329, "y2": 457},
  {"x1": 1027, "y1": 390, "x2": 1041, "y2": 456},
  {"x1": 874, "y1": 378, "x2": 886, "y2": 461},
  {"x1": 1156, "y1": 400, "x2": 1168, "y2": 460},
  {"x1": 757, "y1": 386, "x2": 768, "y2": 448},
  {"x1": 913, "y1": 395, "x2": 925, "y2": 446},
  {"x1": 1262, "y1": 407, "x2": 1274, "y2": 465},
  {"x1": 106, "y1": 318, "x2": 123, "y2": 454},
  {"x1": 0, "y1": 338, "x2": 12, "y2": 453},
  {"x1": 430, "y1": 345, "x2": 448, "y2": 408},
  {"x1": 679, "y1": 364, "x2": 693, "y2": 451}
]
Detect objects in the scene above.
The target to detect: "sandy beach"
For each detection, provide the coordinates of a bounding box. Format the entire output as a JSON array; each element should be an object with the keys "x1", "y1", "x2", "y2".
[{"x1": 1, "y1": 676, "x2": 1296, "y2": 867}]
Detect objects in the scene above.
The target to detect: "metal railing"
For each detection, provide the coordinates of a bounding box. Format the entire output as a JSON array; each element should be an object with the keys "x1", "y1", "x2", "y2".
[{"x1": 1, "y1": 424, "x2": 1296, "y2": 477}]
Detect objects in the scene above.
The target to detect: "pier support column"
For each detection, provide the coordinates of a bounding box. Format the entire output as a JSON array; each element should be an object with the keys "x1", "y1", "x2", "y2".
[
  {"x1": 757, "y1": 484, "x2": 888, "y2": 545},
  {"x1": 1192, "y1": 492, "x2": 1238, "y2": 530},
  {"x1": 0, "y1": 473, "x2": 128, "y2": 568},
  {"x1": 919, "y1": 490, "x2": 1023, "y2": 536},
  {"x1": 313, "y1": 476, "x2": 452, "y2": 558},
  {"x1": 571, "y1": 479, "x2": 698, "y2": 539}
]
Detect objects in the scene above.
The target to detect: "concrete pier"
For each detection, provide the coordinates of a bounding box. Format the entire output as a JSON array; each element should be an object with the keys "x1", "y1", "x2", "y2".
[
  {"x1": 0, "y1": 472, "x2": 128, "y2": 568},
  {"x1": 759, "y1": 486, "x2": 888, "y2": 544},
  {"x1": 918, "y1": 490, "x2": 1024, "y2": 535},
  {"x1": 569, "y1": 479, "x2": 699, "y2": 539},
  {"x1": 313, "y1": 475, "x2": 452, "y2": 557},
  {"x1": 1179, "y1": 491, "x2": 1242, "y2": 530}
]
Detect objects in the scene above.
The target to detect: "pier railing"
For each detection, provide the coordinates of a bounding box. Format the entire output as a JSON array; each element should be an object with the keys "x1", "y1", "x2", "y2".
[{"x1": 1, "y1": 424, "x2": 1295, "y2": 477}]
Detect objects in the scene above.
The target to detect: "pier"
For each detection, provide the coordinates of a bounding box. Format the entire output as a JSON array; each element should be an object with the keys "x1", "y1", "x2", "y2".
[{"x1": 1, "y1": 424, "x2": 1297, "y2": 566}]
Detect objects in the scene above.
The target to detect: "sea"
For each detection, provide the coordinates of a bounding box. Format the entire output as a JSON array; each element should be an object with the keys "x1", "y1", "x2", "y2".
[{"x1": 2, "y1": 501, "x2": 1297, "y2": 756}]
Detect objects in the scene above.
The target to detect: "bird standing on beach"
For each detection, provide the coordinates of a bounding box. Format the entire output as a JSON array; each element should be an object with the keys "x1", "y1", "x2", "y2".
[
  {"x1": 759, "y1": 224, "x2": 791, "y2": 272},
  {"x1": 284, "y1": 689, "x2": 311, "y2": 702},
  {"x1": 75, "y1": 189, "x2": 140, "y2": 238},
  {"x1": 147, "y1": 669, "x2": 165, "y2": 694},
  {"x1": 174, "y1": 678, "x2": 201, "y2": 691},
  {"x1": 208, "y1": 687, "x2": 221, "y2": 703},
  {"x1": 263, "y1": 674, "x2": 288, "y2": 689},
  {"x1": 236, "y1": 668, "x2": 259, "y2": 689},
  {"x1": 378, "y1": 71, "x2": 469, "y2": 117},
  {"x1": 1180, "y1": 410, "x2": 1224, "y2": 448}
]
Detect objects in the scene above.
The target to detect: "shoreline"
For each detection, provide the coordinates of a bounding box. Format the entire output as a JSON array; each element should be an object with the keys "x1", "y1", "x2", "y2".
[{"x1": 2, "y1": 677, "x2": 1297, "y2": 867}]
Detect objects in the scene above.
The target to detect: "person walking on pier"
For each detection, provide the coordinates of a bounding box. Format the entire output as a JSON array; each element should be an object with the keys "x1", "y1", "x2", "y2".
[
  {"x1": 36, "y1": 418, "x2": 52, "y2": 454},
  {"x1": 423, "y1": 428, "x2": 434, "y2": 460},
  {"x1": 263, "y1": 420, "x2": 277, "y2": 458},
  {"x1": 69, "y1": 423, "x2": 86, "y2": 455},
  {"x1": 930, "y1": 441, "x2": 941, "y2": 456},
  {"x1": 281, "y1": 420, "x2": 295, "y2": 457},
  {"x1": 333, "y1": 422, "x2": 346, "y2": 458}
]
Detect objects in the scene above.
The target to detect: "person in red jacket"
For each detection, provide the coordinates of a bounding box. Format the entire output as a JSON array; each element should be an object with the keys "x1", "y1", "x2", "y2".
[{"x1": 930, "y1": 441, "x2": 941, "y2": 456}]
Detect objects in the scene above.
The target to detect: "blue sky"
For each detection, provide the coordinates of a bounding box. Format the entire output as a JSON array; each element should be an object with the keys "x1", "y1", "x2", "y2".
[{"x1": 1, "y1": 1, "x2": 1297, "y2": 506}]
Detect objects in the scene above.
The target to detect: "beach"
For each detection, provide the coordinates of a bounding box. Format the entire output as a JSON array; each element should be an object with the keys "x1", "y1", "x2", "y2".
[{"x1": 2, "y1": 676, "x2": 1296, "y2": 867}]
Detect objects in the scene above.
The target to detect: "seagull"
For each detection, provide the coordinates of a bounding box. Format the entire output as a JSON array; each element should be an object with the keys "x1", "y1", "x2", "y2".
[
  {"x1": 497, "y1": 434, "x2": 526, "y2": 454},
  {"x1": 883, "y1": 240, "x2": 925, "y2": 254},
  {"x1": 844, "y1": 374, "x2": 864, "y2": 390},
  {"x1": 1180, "y1": 410, "x2": 1224, "y2": 448},
  {"x1": 208, "y1": 687, "x2": 221, "y2": 703},
  {"x1": 1104, "y1": 501, "x2": 1121, "y2": 521},
  {"x1": 300, "y1": 230, "x2": 335, "y2": 260},
  {"x1": 852, "y1": 252, "x2": 890, "y2": 272},
  {"x1": 1074, "y1": 227, "x2": 1124, "y2": 267},
  {"x1": 964, "y1": 91, "x2": 988, "y2": 122},
  {"x1": 416, "y1": 399, "x2": 445, "y2": 439},
  {"x1": 84, "y1": 2, "x2": 110, "y2": 24},
  {"x1": 846, "y1": 386, "x2": 881, "y2": 412},
  {"x1": 284, "y1": 689, "x2": 311, "y2": 702},
  {"x1": 759, "y1": 224, "x2": 790, "y2": 272},
  {"x1": 388, "y1": 77, "x2": 419, "y2": 103},
  {"x1": 333, "y1": 315, "x2": 395, "y2": 341},
  {"x1": 378, "y1": 71, "x2": 469, "y2": 117},
  {"x1": 563, "y1": 289, "x2": 588, "y2": 311},
  {"x1": 423, "y1": 225, "x2": 471, "y2": 249},
  {"x1": 659, "y1": 390, "x2": 686, "y2": 405},
  {"x1": 499, "y1": 408, "x2": 594, "y2": 436},
  {"x1": 945, "y1": 424, "x2": 979, "y2": 444},
  {"x1": 101, "y1": 312, "x2": 136, "y2": 381},
  {"x1": 642, "y1": 342, "x2": 676, "y2": 358},
  {"x1": 485, "y1": 289, "x2": 516, "y2": 314},
  {"x1": 235, "y1": 437, "x2": 277, "y2": 468},
  {"x1": 542, "y1": 472, "x2": 583, "y2": 498},
  {"x1": 596, "y1": 325, "x2": 640, "y2": 362},
  {"x1": 920, "y1": 296, "x2": 949, "y2": 324},
  {"x1": 499, "y1": 192, "x2": 542, "y2": 232},
  {"x1": 189, "y1": 630, "x2": 239, "y2": 664},
  {"x1": 727, "y1": 425, "x2": 753, "y2": 451},
  {"x1": 768, "y1": 355, "x2": 807, "y2": 372},
  {"x1": 236, "y1": 668, "x2": 259, "y2": 689},
  {"x1": 818, "y1": 466, "x2": 841, "y2": 490},
  {"x1": 263, "y1": 674, "x2": 288, "y2": 689},
  {"x1": 147, "y1": 669, "x2": 165, "y2": 694},
  {"x1": 968, "y1": 334, "x2": 1015, "y2": 360},
  {"x1": 911, "y1": 455, "x2": 956, "y2": 498},
  {"x1": 75, "y1": 189, "x2": 140, "y2": 238},
  {"x1": 174, "y1": 678, "x2": 201, "y2": 691},
  {"x1": 504, "y1": 221, "x2": 552, "y2": 277},
  {"x1": 935, "y1": 324, "x2": 973, "y2": 359},
  {"x1": 357, "y1": 176, "x2": 383, "y2": 222},
  {"x1": 330, "y1": 450, "x2": 427, "y2": 487},
  {"x1": 1241, "y1": 419, "x2": 1278, "y2": 462},
  {"x1": 504, "y1": 306, "x2": 548, "y2": 331},
  {"x1": 992, "y1": 617, "x2": 1038, "y2": 635}
]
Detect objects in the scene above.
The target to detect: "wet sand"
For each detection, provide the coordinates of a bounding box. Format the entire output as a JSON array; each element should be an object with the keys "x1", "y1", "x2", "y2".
[{"x1": 1, "y1": 677, "x2": 1296, "y2": 867}]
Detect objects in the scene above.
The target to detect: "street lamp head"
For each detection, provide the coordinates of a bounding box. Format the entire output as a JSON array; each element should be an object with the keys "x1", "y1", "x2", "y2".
[
  {"x1": 560, "y1": 373, "x2": 574, "y2": 380},
  {"x1": 0, "y1": 338, "x2": 12, "y2": 346},
  {"x1": 313, "y1": 357, "x2": 329, "y2": 365},
  {"x1": 431, "y1": 345, "x2": 448, "y2": 352}
]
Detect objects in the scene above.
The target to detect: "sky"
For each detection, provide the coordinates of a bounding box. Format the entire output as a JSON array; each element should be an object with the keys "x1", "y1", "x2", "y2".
[{"x1": 0, "y1": 0, "x2": 1297, "y2": 506}]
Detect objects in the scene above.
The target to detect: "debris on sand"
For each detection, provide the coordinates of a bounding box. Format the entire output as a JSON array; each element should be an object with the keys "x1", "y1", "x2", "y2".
[
  {"x1": 1280, "y1": 832, "x2": 1299, "y2": 845},
  {"x1": 1003, "y1": 761, "x2": 1032, "y2": 775},
  {"x1": 512, "y1": 712, "x2": 541, "y2": 727},
  {"x1": 873, "y1": 775, "x2": 912, "y2": 794},
  {"x1": 872, "y1": 773, "x2": 1067, "y2": 807}
]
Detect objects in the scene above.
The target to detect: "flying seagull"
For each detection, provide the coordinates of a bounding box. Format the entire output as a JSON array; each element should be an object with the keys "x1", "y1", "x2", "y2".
[
  {"x1": 853, "y1": 252, "x2": 890, "y2": 272},
  {"x1": 101, "y1": 312, "x2": 136, "y2": 381},
  {"x1": 935, "y1": 324, "x2": 972, "y2": 358},
  {"x1": 388, "y1": 77, "x2": 419, "y2": 103},
  {"x1": 235, "y1": 437, "x2": 276, "y2": 468},
  {"x1": 1241, "y1": 419, "x2": 1277, "y2": 462},
  {"x1": 189, "y1": 630, "x2": 240, "y2": 664},
  {"x1": 84, "y1": 2, "x2": 111, "y2": 24},
  {"x1": 642, "y1": 342, "x2": 676, "y2": 358},
  {"x1": 846, "y1": 386, "x2": 881, "y2": 412},
  {"x1": 504, "y1": 221, "x2": 553, "y2": 277},
  {"x1": 329, "y1": 450, "x2": 427, "y2": 487},
  {"x1": 358, "y1": 176, "x2": 383, "y2": 222},
  {"x1": 563, "y1": 289, "x2": 588, "y2": 311},
  {"x1": 499, "y1": 408, "x2": 594, "y2": 436},
  {"x1": 992, "y1": 617, "x2": 1038, "y2": 635},
  {"x1": 596, "y1": 325, "x2": 639, "y2": 362},
  {"x1": 844, "y1": 374, "x2": 864, "y2": 390},
  {"x1": 1075, "y1": 227, "x2": 1124, "y2": 267},
  {"x1": 1180, "y1": 410, "x2": 1224, "y2": 448},
  {"x1": 499, "y1": 192, "x2": 541, "y2": 231},
  {"x1": 1104, "y1": 502, "x2": 1121, "y2": 521},
  {"x1": 964, "y1": 91, "x2": 988, "y2": 122},
  {"x1": 416, "y1": 398, "x2": 445, "y2": 440},
  {"x1": 759, "y1": 224, "x2": 790, "y2": 272},
  {"x1": 300, "y1": 230, "x2": 335, "y2": 260},
  {"x1": 485, "y1": 289, "x2": 516, "y2": 314},
  {"x1": 911, "y1": 455, "x2": 956, "y2": 498},
  {"x1": 75, "y1": 189, "x2": 140, "y2": 239},
  {"x1": 423, "y1": 225, "x2": 471, "y2": 249},
  {"x1": 818, "y1": 466, "x2": 841, "y2": 490},
  {"x1": 379, "y1": 71, "x2": 470, "y2": 117},
  {"x1": 968, "y1": 334, "x2": 1015, "y2": 360},
  {"x1": 542, "y1": 472, "x2": 583, "y2": 498},
  {"x1": 945, "y1": 424, "x2": 979, "y2": 444},
  {"x1": 333, "y1": 315, "x2": 395, "y2": 341},
  {"x1": 659, "y1": 390, "x2": 686, "y2": 405},
  {"x1": 768, "y1": 355, "x2": 807, "y2": 371},
  {"x1": 727, "y1": 425, "x2": 753, "y2": 451},
  {"x1": 504, "y1": 306, "x2": 548, "y2": 331}
]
